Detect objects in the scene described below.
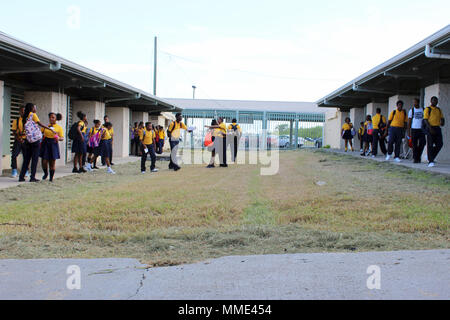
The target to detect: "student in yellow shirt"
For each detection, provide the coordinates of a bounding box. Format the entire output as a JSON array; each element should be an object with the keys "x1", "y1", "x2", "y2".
[
  {"x1": 156, "y1": 125, "x2": 166, "y2": 154},
  {"x1": 19, "y1": 103, "x2": 55, "y2": 182},
  {"x1": 371, "y1": 108, "x2": 387, "y2": 157},
  {"x1": 40, "y1": 113, "x2": 64, "y2": 182},
  {"x1": 361, "y1": 115, "x2": 373, "y2": 156},
  {"x1": 227, "y1": 119, "x2": 242, "y2": 163},
  {"x1": 71, "y1": 111, "x2": 88, "y2": 173},
  {"x1": 86, "y1": 120, "x2": 103, "y2": 170},
  {"x1": 424, "y1": 96, "x2": 445, "y2": 167},
  {"x1": 357, "y1": 122, "x2": 365, "y2": 152},
  {"x1": 94, "y1": 122, "x2": 115, "y2": 174},
  {"x1": 167, "y1": 113, "x2": 192, "y2": 171},
  {"x1": 102, "y1": 115, "x2": 114, "y2": 166},
  {"x1": 205, "y1": 119, "x2": 219, "y2": 168},
  {"x1": 10, "y1": 106, "x2": 27, "y2": 178},
  {"x1": 213, "y1": 117, "x2": 228, "y2": 167},
  {"x1": 340, "y1": 117, "x2": 354, "y2": 152},
  {"x1": 386, "y1": 100, "x2": 407, "y2": 162},
  {"x1": 140, "y1": 122, "x2": 158, "y2": 173}
]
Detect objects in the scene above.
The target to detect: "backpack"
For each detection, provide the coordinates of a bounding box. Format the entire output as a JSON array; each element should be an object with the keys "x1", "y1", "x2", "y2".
[
  {"x1": 378, "y1": 115, "x2": 386, "y2": 130},
  {"x1": 367, "y1": 122, "x2": 374, "y2": 135},
  {"x1": 88, "y1": 128, "x2": 103, "y2": 148},
  {"x1": 24, "y1": 114, "x2": 43, "y2": 143},
  {"x1": 68, "y1": 122, "x2": 84, "y2": 140}
]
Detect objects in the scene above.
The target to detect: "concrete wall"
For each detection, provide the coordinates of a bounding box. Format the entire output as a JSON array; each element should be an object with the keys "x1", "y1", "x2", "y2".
[
  {"x1": 424, "y1": 83, "x2": 450, "y2": 163},
  {"x1": 324, "y1": 108, "x2": 349, "y2": 149},
  {"x1": 105, "y1": 107, "x2": 130, "y2": 158},
  {"x1": 24, "y1": 91, "x2": 68, "y2": 167},
  {"x1": 73, "y1": 100, "x2": 105, "y2": 124},
  {"x1": 388, "y1": 95, "x2": 416, "y2": 115},
  {"x1": 131, "y1": 111, "x2": 148, "y2": 126},
  {"x1": 350, "y1": 107, "x2": 365, "y2": 130},
  {"x1": 366, "y1": 102, "x2": 388, "y2": 118},
  {"x1": 0, "y1": 81, "x2": 3, "y2": 175}
]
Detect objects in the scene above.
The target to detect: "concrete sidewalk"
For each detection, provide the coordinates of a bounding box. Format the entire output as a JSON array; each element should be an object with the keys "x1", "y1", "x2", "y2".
[
  {"x1": 0, "y1": 156, "x2": 140, "y2": 190},
  {"x1": 324, "y1": 149, "x2": 450, "y2": 176},
  {"x1": 0, "y1": 250, "x2": 448, "y2": 300}
]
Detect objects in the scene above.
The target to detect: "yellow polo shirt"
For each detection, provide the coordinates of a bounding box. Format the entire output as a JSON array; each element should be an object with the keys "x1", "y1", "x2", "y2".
[
  {"x1": 372, "y1": 114, "x2": 386, "y2": 130},
  {"x1": 424, "y1": 106, "x2": 444, "y2": 127},
  {"x1": 342, "y1": 123, "x2": 352, "y2": 131},
  {"x1": 168, "y1": 121, "x2": 187, "y2": 140},
  {"x1": 42, "y1": 124, "x2": 64, "y2": 139},
  {"x1": 11, "y1": 117, "x2": 27, "y2": 139},
  {"x1": 388, "y1": 110, "x2": 407, "y2": 128},
  {"x1": 140, "y1": 129, "x2": 154, "y2": 145}
]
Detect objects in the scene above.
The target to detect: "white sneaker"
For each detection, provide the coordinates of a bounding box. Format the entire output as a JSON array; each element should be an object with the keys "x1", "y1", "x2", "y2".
[
  {"x1": 151, "y1": 168, "x2": 159, "y2": 173},
  {"x1": 141, "y1": 171, "x2": 146, "y2": 174},
  {"x1": 428, "y1": 162, "x2": 435, "y2": 168},
  {"x1": 385, "y1": 155, "x2": 391, "y2": 161},
  {"x1": 107, "y1": 167, "x2": 116, "y2": 174},
  {"x1": 371, "y1": 155, "x2": 376, "y2": 158},
  {"x1": 394, "y1": 158, "x2": 401, "y2": 163}
]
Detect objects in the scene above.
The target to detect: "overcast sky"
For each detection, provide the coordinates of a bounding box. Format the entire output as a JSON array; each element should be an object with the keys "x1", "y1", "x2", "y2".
[{"x1": 1, "y1": 0, "x2": 449, "y2": 102}]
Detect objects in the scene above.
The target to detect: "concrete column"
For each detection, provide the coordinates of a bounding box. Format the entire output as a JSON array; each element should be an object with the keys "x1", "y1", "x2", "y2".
[
  {"x1": 73, "y1": 100, "x2": 105, "y2": 123},
  {"x1": 105, "y1": 107, "x2": 130, "y2": 158},
  {"x1": 424, "y1": 83, "x2": 450, "y2": 163},
  {"x1": 0, "y1": 81, "x2": 4, "y2": 175},
  {"x1": 388, "y1": 95, "x2": 416, "y2": 115},
  {"x1": 131, "y1": 111, "x2": 148, "y2": 125},
  {"x1": 350, "y1": 107, "x2": 365, "y2": 130},
  {"x1": 366, "y1": 102, "x2": 388, "y2": 118},
  {"x1": 324, "y1": 108, "x2": 349, "y2": 149},
  {"x1": 24, "y1": 91, "x2": 68, "y2": 167}
]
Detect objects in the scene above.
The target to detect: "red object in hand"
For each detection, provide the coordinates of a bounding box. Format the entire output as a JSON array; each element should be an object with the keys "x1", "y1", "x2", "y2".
[
  {"x1": 204, "y1": 132, "x2": 213, "y2": 147},
  {"x1": 408, "y1": 137, "x2": 413, "y2": 149}
]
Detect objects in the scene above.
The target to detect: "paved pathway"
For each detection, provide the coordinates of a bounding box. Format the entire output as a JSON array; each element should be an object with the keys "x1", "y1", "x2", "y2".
[
  {"x1": 325, "y1": 149, "x2": 450, "y2": 176},
  {"x1": 0, "y1": 156, "x2": 140, "y2": 190},
  {"x1": 1, "y1": 250, "x2": 448, "y2": 300}
]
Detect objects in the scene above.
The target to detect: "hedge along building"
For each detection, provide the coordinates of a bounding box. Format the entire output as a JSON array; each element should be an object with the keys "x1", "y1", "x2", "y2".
[
  {"x1": 317, "y1": 25, "x2": 450, "y2": 162},
  {"x1": 0, "y1": 31, "x2": 180, "y2": 175},
  {"x1": 164, "y1": 98, "x2": 325, "y2": 149}
]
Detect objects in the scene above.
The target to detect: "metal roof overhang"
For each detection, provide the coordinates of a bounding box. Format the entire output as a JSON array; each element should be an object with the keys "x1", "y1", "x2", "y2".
[
  {"x1": 316, "y1": 25, "x2": 450, "y2": 110},
  {"x1": 0, "y1": 31, "x2": 181, "y2": 113}
]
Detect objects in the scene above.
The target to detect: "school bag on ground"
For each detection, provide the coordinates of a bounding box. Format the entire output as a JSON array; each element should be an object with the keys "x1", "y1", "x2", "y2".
[{"x1": 25, "y1": 114, "x2": 43, "y2": 143}]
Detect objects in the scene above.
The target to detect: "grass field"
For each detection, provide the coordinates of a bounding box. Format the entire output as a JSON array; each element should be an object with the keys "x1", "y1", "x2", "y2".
[{"x1": 0, "y1": 150, "x2": 448, "y2": 266}]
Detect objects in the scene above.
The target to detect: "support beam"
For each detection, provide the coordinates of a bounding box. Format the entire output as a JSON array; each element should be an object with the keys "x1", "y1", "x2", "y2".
[
  {"x1": 352, "y1": 83, "x2": 395, "y2": 95},
  {"x1": 0, "y1": 61, "x2": 61, "y2": 75}
]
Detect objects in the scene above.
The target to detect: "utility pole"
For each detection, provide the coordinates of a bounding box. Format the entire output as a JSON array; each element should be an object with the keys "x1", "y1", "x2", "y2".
[
  {"x1": 153, "y1": 36, "x2": 157, "y2": 96},
  {"x1": 192, "y1": 85, "x2": 197, "y2": 99}
]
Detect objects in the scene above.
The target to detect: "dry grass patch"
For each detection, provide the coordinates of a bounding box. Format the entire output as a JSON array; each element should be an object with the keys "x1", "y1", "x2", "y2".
[{"x1": 0, "y1": 150, "x2": 448, "y2": 265}]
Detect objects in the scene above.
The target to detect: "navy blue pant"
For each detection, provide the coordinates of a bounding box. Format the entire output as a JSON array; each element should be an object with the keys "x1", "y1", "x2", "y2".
[
  {"x1": 372, "y1": 129, "x2": 387, "y2": 156},
  {"x1": 388, "y1": 127, "x2": 404, "y2": 158},
  {"x1": 427, "y1": 127, "x2": 443, "y2": 163},
  {"x1": 411, "y1": 129, "x2": 426, "y2": 162},
  {"x1": 11, "y1": 140, "x2": 26, "y2": 170},
  {"x1": 19, "y1": 141, "x2": 40, "y2": 180},
  {"x1": 141, "y1": 144, "x2": 156, "y2": 171}
]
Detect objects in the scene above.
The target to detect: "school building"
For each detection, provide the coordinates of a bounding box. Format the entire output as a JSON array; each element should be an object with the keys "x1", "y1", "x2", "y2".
[
  {"x1": 318, "y1": 25, "x2": 450, "y2": 162},
  {"x1": 0, "y1": 31, "x2": 180, "y2": 175},
  {"x1": 164, "y1": 98, "x2": 325, "y2": 149}
]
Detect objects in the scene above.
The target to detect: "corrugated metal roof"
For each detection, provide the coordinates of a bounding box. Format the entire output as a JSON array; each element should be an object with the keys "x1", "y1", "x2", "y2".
[
  {"x1": 0, "y1": 30, "x2": 179, "y2": 111},
  {"x1": 164, "y1": 98, "x2": 324, "y2": 114},
  {"x1": 316, "y1": 24, "x2": 450, "y2": 106}
]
